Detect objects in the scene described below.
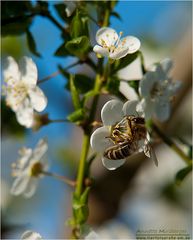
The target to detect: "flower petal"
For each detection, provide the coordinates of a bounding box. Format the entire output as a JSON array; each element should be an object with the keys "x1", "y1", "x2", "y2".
[
  {"x1": 154, "y1": 100, "x2": 170, "y2": 122},
  {"x1": 90, "y1": 126, "x2": 112, "y2": 152},
  {"x1": 93, "y1": 45, "x2": 109, "y2": 57},
  {"x1": 155, "y1": 64, "x2": 167, "y2": 81},
  {"x1": 109, "y1": 47, "x2": 130, "y2": 60},
  {"x1": 102, "y1": 157, "x2": 126, "y2": 170},
  {"x1": 139, "y1": 71, "x2": 157, "y2": 98},
  {"x1": 6, "y1": 92, "x2": 20, "y2": 112},
  {"x1": 96, "y1": 27, "x2": 118, "y2": 47},
  {"x1": 119, "y1": 82, "x2": 139, "y2": 101},
  {"x1": 160, "y1": 58, "x2": 173, "y2": 74},
  {"x1": 122, "y1": 100, "x2": 140, "y2": 116},
  {"x1": 136, "y1": 98, "x2": 155, "y2": 120},
  {"x1": 33, "y1": 139, "x2": 48, "y2": 161},
  {"x1": 119, "y1": 36, "x2": 141, "y2": 54},
  {"x1": 21, "y1": 230, "x2": 43, "y2": 240},
  {"x1": 167, "y1": 80, "x2": 182, "y2": 96},
  {"x1": 19, "y1": 57, "x2": 38, "y2": 85},
  {"x1": 101, "y1": 99, "x2": 124, "y2": 126},
  {"x1": 10, "y1": 175, "x2": 30, "y2": 196},
  {"x1": 28, "y1": 86, "x2": 47, "y2": 112},
  {"x1": 23, "y1": 178, "x2": 38, "y2": 198},
  {"x1": 18, "y1": 147, "x2": 33, "y2": 170},
  {"x1": 3, "y1": 56, "x2": 20, "y2": 84},
  {"x1": 16, "y1": 99, "x2": 34, "y2": 128}
]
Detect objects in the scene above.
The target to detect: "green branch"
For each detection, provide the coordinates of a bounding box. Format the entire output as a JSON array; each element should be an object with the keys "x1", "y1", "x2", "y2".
[{"x1": 152, "y1": 124, "x2": 192, "y2": 165}]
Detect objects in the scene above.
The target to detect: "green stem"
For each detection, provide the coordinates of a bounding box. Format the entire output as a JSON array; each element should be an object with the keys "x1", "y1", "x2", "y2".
[
  {"x1": 72, "y1": 4, "x2": 111, "y2": 238},
  {"x1": 75, "y1": 134, "x2": 90, "y2": 196},
  {"x1": 103, "y1": 4, "x2": 110, "y2": 27},
  {"x1": 88, "y1": 74, "x2": 101, "y2": 121},
  {"x1": 74, "y1": 73, "x2": 102, "y2": 197},
  {"x1": 152, "y1": 124, "x2": 192, "y2": 165}
]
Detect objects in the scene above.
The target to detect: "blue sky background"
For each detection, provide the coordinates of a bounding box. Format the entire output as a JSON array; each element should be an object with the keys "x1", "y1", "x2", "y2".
[{"x1": 2, "y1": 1, "x2": 192, "y2": 239}]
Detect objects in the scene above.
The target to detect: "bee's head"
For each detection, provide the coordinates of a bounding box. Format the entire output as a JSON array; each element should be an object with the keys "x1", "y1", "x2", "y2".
[{"x1": 132, "y1": 117, "x2": 145, "y2": 124}]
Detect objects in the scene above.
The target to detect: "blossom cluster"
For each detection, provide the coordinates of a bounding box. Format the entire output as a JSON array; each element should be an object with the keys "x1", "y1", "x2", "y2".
[
  {"x1": 90, "y1": 27, "x2": 181, "y2": 170},
  {"x1": 2, "y1": 11, "x2": 182, "y2": 240}
]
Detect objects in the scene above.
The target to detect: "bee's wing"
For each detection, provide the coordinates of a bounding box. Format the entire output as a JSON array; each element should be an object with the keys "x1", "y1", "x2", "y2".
[
  {"x1": 144, "y1": 140, "x2": 158, "y2": 167},
  {"x1": 150, "y1": 145, "x2": 158, "y2": 167}
]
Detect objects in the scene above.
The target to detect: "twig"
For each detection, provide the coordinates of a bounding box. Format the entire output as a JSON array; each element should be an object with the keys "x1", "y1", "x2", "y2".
[
  {"x1": 38, "y1": 71, "x2": 61, "y2": 84},
  {"x1": 42, "y1": 171, "x2": 76, "y2": 187},
  {"x1": 38, "y1": 61, "x2": 81, "y2": 84},
  {"x1": 49, "y1": 119, "x2": 69, "y2": 124}
]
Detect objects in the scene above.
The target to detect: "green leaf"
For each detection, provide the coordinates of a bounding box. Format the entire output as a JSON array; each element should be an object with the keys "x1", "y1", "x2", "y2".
[
  {"x1": 54, "y1": 3, "x2": 72, "y2": 22},
  {"x1": 36, "y1": 1, "x2": 48, "y2": 12},
  {"x1": 111, "y1": 11, "x2": 122, "y2": 21},
  {"x1": 106, "y1": 76, "x2": 120, "y2": 95},
  {"x1": 26, "y1": 30, "x2": 41, "y2": 57},
  {"x1": 2, "y1": 17, "x2": 32, "y2": 36},
  {"x1": 74, "y1": 205, "x2": 89, "y2": 224},
  {"x1": 70, "y1": 74, "x2": 81, "y2": 110},
  {"x1": 175, "y1": 165, "x2": 192, "y2": 185},
  {"x1": 80, "y1": 187, "x2": 90, "y2": 204},
  {"x1": 67, "y1": 74, "x2": 94, "y2": 94},
  {"x1": 2, "y1": 1, "x2": 33, "y2": 36},
  {"x1": 70, "y1": 10, "x2": 85, "y2": 38},
  {"x1": 54, "y1": 42, "x2": 69, "y2": 57},
  {"x1": 112, "y1": 51, "x2": 139, "y2": 73},
  {"x1": 72, "y1": 187, "x2": 90, "y2": 224},
  {"x1": 83, "y1": 90, "x2": 98, "y2": 103},
  {"x1": 128, "y1": 80, "x2": 139, "y2": 94},
  {"x1": 60, "y1": 65, "x2": 94, "y2": 94},
  {"x1": 2, "y1": 1, "x2": 33, "y2": 19},
  {"x1": 67, "y1": 108, "x2": 85, "y2": 123},
  {"x1": 65, "y1": 36, "x2": 90, "y2": 58}
]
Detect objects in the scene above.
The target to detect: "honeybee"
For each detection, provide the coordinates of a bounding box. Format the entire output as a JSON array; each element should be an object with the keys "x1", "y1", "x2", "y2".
[{"x1": 104, "y1": 116, "x2": 147, "y2": 160}]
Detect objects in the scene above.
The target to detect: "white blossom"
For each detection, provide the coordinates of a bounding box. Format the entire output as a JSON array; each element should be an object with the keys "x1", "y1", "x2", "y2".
[
  {"x1": 21, "y1": 230, "x2": 43, "y2": 240},
  {"x1": 11, "y1": 139, "x2": 48, "y2": 198},
  {"x1": 137, "y1": 58, "x2": 181, "y2": 122},
  {"x1": 93, "y1": 27, "x2": 140, "y2": 59},
  {"x1": 2, "y1": 56, "x2": 47, "y2": 128},
  {"x1": 90, "y1": 100, "x2": 157, "y2": 170}
]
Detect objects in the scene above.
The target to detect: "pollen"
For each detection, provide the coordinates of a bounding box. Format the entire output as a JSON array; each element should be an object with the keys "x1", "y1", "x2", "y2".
[{"x1": 4, "y1": 81, "x2": 28, "y2": 108}]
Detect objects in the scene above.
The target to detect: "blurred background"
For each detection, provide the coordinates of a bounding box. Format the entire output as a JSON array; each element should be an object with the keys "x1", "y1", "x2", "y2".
[{"x1": 1, "y1": 1, "x2": 192, "y2": 239}]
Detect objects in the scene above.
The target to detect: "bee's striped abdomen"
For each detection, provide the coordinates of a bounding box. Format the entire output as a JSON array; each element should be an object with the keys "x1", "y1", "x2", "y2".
[{"x1": 104, "y1": 142, "x2": 134, "y2": 160}]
